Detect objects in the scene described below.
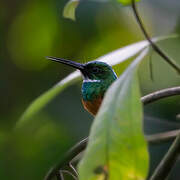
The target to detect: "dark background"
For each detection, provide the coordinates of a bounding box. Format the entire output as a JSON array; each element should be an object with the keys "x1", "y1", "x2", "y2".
[{"x1": 0, "y1": 0, "x2": 180, "y2": 179}]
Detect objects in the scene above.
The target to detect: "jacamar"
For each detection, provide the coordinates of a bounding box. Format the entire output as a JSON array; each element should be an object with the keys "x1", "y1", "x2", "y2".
[{"x1": 47, "y1": 57, "x2": 117, "y2": 116}]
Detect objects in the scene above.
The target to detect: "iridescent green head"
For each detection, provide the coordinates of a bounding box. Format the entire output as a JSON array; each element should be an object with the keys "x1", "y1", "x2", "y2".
[
  {"x1": 82, "y1": 61, "x2": 117, "y2": 81},
  {"x1": 46, "y1": 57, "x2": 117, "y2": 101}
]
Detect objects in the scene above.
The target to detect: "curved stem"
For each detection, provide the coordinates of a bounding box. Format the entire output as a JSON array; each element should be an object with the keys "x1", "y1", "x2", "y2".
[
  {"x1": 141, "y1": 86, "x2": 180, "y2": 105},
  {"x1": 131, "y1": 0, "x2": 180, "y2": 74}
]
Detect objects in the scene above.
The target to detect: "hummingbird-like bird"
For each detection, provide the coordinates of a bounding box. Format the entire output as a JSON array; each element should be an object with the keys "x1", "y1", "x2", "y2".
[{"x1": 46, "y1": 57, "x2": 117, "y2": 116}]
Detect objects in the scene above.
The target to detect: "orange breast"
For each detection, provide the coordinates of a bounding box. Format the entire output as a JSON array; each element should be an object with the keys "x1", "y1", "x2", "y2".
[{"x1": 82, "y1": 97, "x2": 103, "y2": 116}]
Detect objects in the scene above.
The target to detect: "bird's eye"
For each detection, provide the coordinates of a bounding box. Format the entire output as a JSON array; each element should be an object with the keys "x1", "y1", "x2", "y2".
[{"x1": 92, "y1": 67, "x2": 100, "y2": 73}]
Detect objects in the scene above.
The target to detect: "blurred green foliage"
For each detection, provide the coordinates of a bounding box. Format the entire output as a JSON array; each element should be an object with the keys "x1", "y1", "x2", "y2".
[
  {"x1": 7, "y1": 1, "x2": 58, "y2": 70},
  {"x1": 1, "y1": 0, "x2": 180, "y2": 179}
]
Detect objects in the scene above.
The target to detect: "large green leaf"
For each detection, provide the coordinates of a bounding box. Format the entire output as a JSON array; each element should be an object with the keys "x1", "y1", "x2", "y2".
[
  {"x1": 78, "y1": 48, "x2": 149, "y2": 180},
  {"x1": 16, "y1": 36, "x2": 175, "y2": 128},
  {"x1": 17, "y1": 72, "x2": 81, "y2": 128}
]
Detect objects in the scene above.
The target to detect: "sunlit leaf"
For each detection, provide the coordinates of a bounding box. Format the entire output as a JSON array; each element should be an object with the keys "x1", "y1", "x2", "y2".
[
  {"x1": 16, "y1": 35, "x2": 176, "y2": 127},
  {"x1": 78, "y1": 48, "x2": 149, "y2": 180},
  {"x1": 63, "y1": 0, "x2": 80, "y2": 21},
  {"x1": 117, "y1": 0, "x2": 140, "y2": 5}
]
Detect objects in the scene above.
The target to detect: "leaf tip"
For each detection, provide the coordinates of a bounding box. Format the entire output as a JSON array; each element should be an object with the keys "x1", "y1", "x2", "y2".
[
  {"x1": 63, "y1": 0, "x2": 80, "y2": 21},
  {"x1": 117, "y1": 0, "x2": 141, "y2": 6}
]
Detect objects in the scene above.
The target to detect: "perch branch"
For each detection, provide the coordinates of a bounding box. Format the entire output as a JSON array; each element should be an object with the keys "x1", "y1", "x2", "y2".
[
  {"x1": 141, "y1": 86, "x2": 180, "y2": 105},
  {"x1": 131, "y1": 0, "x2": 180, "y2": 74}
]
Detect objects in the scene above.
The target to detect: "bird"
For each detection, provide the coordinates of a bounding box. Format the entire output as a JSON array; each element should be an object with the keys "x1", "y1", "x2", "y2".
[{"x1": 46, "y1": 56, "x2": 117, "y2": 116}]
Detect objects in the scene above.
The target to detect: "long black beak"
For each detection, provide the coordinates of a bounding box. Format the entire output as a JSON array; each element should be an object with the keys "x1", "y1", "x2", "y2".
[{"x1": 46, "y1": 56, "x2": 84, "y2": 71}]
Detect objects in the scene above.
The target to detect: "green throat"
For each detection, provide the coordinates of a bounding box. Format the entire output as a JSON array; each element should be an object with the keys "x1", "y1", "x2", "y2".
[{"x1": 81, "y1": 61, "x2": 117, "y2": 101}]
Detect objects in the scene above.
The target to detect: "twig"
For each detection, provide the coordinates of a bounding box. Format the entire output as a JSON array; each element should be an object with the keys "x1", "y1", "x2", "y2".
[
  {"x1": 149, "y1": 134, "x2": 180, "y2": 180},
  {"x1": 60, "y1": 170, "x2": 78, "y2": 180},
  {"x1": 69, "y1": 162, "x2": 78, "y2": 177},
  {"x1": 131, "y1": 0, "x2": 180, "y2": 74},
  {"x1": 44, "y1": 86, "x2": 180, "y2": 180},
  {"x1": 146, "y1": 129, "x2": 180, "y2": 145},
  {"x1": 59, "y1": 171, "x2": 64, "y2": 180},
  {"x1": 44, "y1": 138, "x2": 88, "y2": 180},
  {"x1": 141, "y1": 86, "x2": 180, "y2": 105}
]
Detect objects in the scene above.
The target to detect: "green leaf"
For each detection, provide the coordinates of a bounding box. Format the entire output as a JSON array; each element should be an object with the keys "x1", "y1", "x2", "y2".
[
  {"x1": 16, "y1": 35, "x2": 176, "y2": 128},
  {"x1": 117, "y1": 0, "x2": 140, "y2": 5},
  {"x1": 63, "y1": 0, "x2": 80, "y2": 21},
  {"x1": 78, "y1": 48, "x2": 149, "y2": 180},
  {"x1": 16, "y1": 72, "x2": 81, "y2": 128}
]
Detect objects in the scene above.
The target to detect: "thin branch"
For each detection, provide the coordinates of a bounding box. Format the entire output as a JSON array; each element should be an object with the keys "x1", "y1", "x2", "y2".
[
  {"x1": 149, "y1": 134, "x2": 180, "y2": 180},
  {"x1": 69, "y1": 162, "x2": 78, "y2": 177},
  {"x1": 131, "y1": 0, "x2": 180, "y2": 74},
  {"x1": 146, "y1": 129, "x2": 180, "y2": 145},
  {"x1": 141, "y1": 86, "x2": 180, "y2": 105},
  {"x1": 59, "y1": 171, "x2": 64, "y2": 180},
  {"x1": 44, "y1": 86, "x2": 180, "y2": 180}
]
